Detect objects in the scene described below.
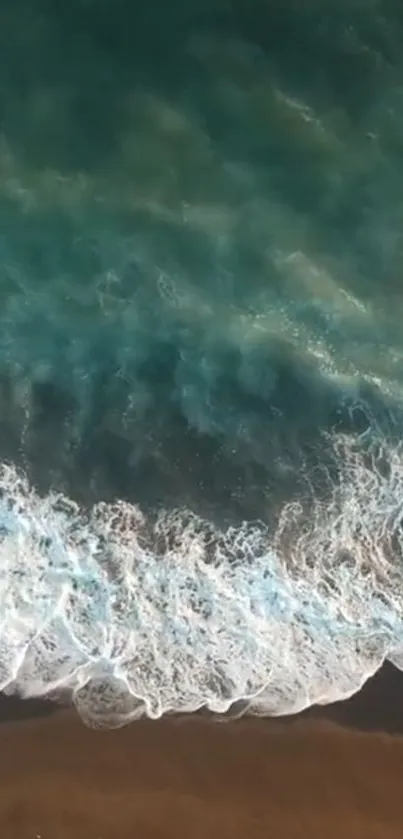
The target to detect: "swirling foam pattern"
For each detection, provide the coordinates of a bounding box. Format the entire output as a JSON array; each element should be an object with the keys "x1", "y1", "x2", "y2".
[{"x1": 0, "y1": 427, "x2": 402, "y2": 728}]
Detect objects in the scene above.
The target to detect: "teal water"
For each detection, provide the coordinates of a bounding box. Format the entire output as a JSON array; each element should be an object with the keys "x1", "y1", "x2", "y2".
[{"x1": 1, "y1": 0, "x2": 403, "y2": 725}]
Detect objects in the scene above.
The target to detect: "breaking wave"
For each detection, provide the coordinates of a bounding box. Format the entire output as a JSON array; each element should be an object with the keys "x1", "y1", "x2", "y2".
[
  {"x1": 1, "y1": 424, "x2": 403, "y2": 728},
  {"x1": 2, "y1": 0, "x2": 403, "y2": 726}
]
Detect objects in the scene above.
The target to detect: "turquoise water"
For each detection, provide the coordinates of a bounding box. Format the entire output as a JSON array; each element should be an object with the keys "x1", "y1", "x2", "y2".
[{"x1": 1, "y1": 0, "x2": 403, "y2": 725}]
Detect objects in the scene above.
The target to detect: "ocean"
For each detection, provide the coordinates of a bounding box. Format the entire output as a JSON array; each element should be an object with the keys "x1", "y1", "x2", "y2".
[{"x1": 1, "y1": 0, "x2": 403, "y2": 727}]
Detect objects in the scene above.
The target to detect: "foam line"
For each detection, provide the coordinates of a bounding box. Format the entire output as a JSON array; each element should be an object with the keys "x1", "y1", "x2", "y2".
[{"x1": 0, "y1": 428, "x2": 402, "y2": 727}]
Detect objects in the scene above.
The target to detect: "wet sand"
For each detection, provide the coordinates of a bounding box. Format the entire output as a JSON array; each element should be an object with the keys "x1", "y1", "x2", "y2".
[{"x1": 0, "y1": 663, "x2": 402, "y2": 838}]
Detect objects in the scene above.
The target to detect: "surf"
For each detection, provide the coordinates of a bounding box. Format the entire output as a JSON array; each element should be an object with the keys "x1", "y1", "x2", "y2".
[{"x1": 0, "y1": 421, "x2": 402, "y2": 728}]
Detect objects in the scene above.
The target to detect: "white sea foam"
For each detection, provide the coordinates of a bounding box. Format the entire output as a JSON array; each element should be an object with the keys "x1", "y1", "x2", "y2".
[{"x1": 0, "y1": 428, "x2": 402, "y2": 727}]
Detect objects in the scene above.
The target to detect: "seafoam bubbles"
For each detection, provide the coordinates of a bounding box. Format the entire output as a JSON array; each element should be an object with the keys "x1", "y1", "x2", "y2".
[{"x1": 0, "y1": 425, "x2": 402, "y2": 726}]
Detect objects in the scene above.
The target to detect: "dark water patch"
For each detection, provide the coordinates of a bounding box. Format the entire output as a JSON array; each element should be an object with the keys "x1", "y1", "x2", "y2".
[{"x1": 0, "y1": 0, "x2": 402, "y2": 528}]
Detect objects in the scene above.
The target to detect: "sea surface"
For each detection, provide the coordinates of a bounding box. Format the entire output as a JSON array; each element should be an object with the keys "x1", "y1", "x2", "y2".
[{"x1": 1, "y1": 0, "x2": 403, "y2": 727}]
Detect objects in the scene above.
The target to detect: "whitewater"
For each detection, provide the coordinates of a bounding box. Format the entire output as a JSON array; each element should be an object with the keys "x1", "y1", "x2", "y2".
[{"x1": 0, "y1": 421, "x2": 402, "y2": 728}]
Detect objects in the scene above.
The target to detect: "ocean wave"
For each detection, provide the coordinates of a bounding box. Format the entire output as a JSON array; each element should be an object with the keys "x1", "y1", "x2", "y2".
[
  {"x1": 2, "y1": 0, "x2": 403, "y2": 727},
  {"x1": 0, "y1": 425, "x2": 402, "y2": 727}
]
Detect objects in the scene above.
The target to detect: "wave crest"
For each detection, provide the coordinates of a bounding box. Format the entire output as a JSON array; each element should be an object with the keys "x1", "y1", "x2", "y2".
[{"x1": 0, "y1": 427, "x2": 402, "y2": 727}]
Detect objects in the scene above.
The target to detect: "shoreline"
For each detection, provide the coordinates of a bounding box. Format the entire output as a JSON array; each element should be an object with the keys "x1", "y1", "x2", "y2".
[
  {"x1": 2, "y1": 660, "x2": 402, "y2": 734},
  {"x1": 0, "y1": 697, "x2": 403, "y2": 838},
  {"x1": 0, "y1": 661, "x2": 402, "y2": 837}
]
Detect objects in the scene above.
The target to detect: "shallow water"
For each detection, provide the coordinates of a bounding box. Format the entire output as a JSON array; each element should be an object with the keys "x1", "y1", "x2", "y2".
[{"x1": 1, "y1": 0, "x2": 403, "y2": 725}]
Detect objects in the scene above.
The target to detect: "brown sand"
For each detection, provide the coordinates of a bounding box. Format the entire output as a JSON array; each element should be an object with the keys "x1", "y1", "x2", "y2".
[{"x1": 1, "y1": 666, "x2": 403, "y2": 839}]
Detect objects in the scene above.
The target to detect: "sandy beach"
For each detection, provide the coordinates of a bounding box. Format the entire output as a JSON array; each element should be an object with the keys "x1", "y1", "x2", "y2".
[{"x1": 0, "y1": 663, "x2": 401, "y2": 839}]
